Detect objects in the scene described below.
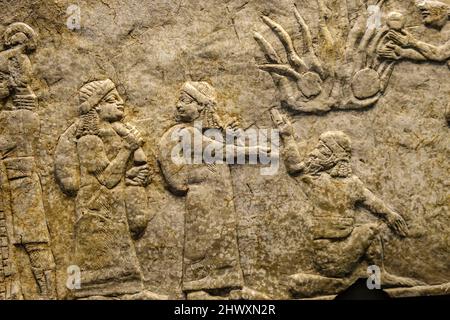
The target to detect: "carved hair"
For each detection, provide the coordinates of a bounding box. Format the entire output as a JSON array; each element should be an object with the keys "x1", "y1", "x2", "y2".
[
  {"x1": 76, "y1": 109, "x2": 100, "y2": 138},
  {"x1": 78, "y1": 79, "x2": 115, "y2": 114},
  {"x1": 303, "y1": 131, "x2": 353, "y2": 177},
  {"x1": 181, "y1": 81, "x2": 222, "y2": 129},
  {"x1": 76, "y1": 79, "x2": 115, "y2": 137}
]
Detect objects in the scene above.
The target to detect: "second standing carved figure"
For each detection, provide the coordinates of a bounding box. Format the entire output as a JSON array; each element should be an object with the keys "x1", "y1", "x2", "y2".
[{"x1": 159, "y1": 81, "x2": 271, "y2": 300}]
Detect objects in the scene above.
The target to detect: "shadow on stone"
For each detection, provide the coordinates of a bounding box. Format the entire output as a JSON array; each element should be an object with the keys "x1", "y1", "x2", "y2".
[{"x1": 335, "y1": 278, "x2": 391, "y2": 300}]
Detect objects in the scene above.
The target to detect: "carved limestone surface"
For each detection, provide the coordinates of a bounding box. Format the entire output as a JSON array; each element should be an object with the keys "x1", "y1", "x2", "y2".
[{"x1": 0, "y1": 0, "x2": 448, "y2": 300}]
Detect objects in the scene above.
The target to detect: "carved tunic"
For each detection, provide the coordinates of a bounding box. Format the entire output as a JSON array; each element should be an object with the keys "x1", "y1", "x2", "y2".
[
  {"x1": 0, "y1": 109, "x2": 50, "y2": 245},
  {"x1": 159, "y1": 124, "x2": 244, "y2": 292},
  {"x1": 73, "y1": 126, "x2": 143, "y2": 298},
  {"x1": 302, "y1": 174, "x2": 365, "y2": 240},
  {"x1": 301, "y1": 174, "x2": 381, "y2": 278}
]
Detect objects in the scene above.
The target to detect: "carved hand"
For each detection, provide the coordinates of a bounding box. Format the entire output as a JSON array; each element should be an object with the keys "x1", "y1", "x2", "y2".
[
  {"x1": 388, "y1": 30, "x2": 415, "y2": 48},
  {"x1": 124, "y1": 127, "x2": 144, "y2": 151},
  {"x1": 112, "y1": 122, "x2": 145, "y2": 151},
  {"x1": 223, "y1": 117, "x2": 240, "y2": 132},
  {"x1": 126, "y1": 164, "x2": 152, "y2": 186},
  {"x1": 272, "y1": 110, "x2": 294, "y2": 138},
  {"x1": 377, "y1": 43, "x2": 401, "y2": 60},
  {"x1": 387, "y1": 211, "x2": 409, "y2": 237}
]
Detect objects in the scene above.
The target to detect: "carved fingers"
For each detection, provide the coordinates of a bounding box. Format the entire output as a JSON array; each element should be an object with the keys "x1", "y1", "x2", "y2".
[
  {"x1": 123, "y1": 126, "x2": 145, "y2": 151},
  {"x1": 271, "y1": 109, "x2": 294, "y2": 137},
  {"x1": 387, "y1": 30, "x2": 414, "y2": 48},
  {"x1": 294, "y1": 5, "x2": 325, "y2": 77},
  {"x1": 126, "y1": 164, "x2": 152, "y2": 187},
  {"x1": 387, "y1": 212, "x2": 409, "y2": 237},
  {"x1": 377, "y1": 43, "x2": 401, "y2": 60},
  {"x1": 223, "y1": 117, "x2": 241, "y2": 132},
  {"x1": 258, "y1": 64, "x2": 302, "y2": 80},
  {"x1": 316, "y1": 0, "x2": 335, "y2": 47},
  {"x1": 294, "y1": 4, "x2": 313, "y2": 52}
]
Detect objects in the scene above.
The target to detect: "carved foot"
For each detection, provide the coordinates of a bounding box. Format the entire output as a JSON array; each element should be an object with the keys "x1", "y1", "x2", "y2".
[
  {"x1": 381, "y1": 271, "x2": 426, "y2": 288},
  {"x1": 229, "y1": 287, "x2": 272, "y2": 300},
  {"x1": 286, "y1": 273, "x2": 356, "y2": 298},
  {"x1": 120, "y1": 290, "x2": 169, "y2": 300},
  {"x1": 186, "y1": 290, "x2": 229, "y2": 300}
]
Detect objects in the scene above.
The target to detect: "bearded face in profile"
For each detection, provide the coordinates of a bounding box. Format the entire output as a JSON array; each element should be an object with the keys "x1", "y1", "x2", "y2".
[{"x1": 302, "y1": 132, "x2": 353, "y2": 178}]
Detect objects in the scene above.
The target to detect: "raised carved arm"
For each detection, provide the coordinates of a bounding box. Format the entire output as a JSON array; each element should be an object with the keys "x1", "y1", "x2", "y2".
[{"x1": 270, "y1": 109, "x2": 304, "y2": 176}]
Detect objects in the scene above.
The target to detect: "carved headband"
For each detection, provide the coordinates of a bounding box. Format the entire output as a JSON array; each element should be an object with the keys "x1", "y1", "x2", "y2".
[
  {"x1": 319, "y1": 133, "x2": 351, "y2": 158},
  {"x1": 79, "y1": 79, "x2": 116, "y2": 114}
]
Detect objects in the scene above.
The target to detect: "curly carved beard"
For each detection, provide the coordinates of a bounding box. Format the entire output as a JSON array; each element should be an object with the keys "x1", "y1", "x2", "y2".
[{"x1": 303, "y1": 151, "x2": 352, "y2": 178}]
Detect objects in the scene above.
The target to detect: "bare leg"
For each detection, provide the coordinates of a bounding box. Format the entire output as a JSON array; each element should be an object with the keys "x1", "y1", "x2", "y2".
[
  {"x1": 24, "y1": 243, "x2": 57, "y2": 299},
  {"x1": 365, "y1": 235, "x2": 426, "y2": 288},
  {"x1": 312, "y1": 223, "x2": 379, "y2": 278}
]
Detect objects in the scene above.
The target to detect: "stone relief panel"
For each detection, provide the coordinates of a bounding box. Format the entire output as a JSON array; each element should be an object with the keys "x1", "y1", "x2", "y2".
[{"x1": 0, "y1": 0, "x2": 448, "y2": 299}]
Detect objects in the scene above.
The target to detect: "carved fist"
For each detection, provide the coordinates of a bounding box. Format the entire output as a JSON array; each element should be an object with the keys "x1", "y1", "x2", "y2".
[
  {"x1": 124, "y1": 127, "x2": 144, "y2": 151},
  {"x1": 273, "y1": 113, "x2": 294, "y2": 138},
  {"x1": 387, "y1": 30, "x2": 415, "y2": 48},
  {"x1": 112, "y1": 122, "x2": 145, "y2": 151},
  {"x1": 377, "y1": 43, "x2": 401, "y2": 61},
  {"x1": 387, "y1": 211, "x2": 409, "y2": 237},
  {"x1": 126, "y1": 164, "x2": 152, "y2": 187}
]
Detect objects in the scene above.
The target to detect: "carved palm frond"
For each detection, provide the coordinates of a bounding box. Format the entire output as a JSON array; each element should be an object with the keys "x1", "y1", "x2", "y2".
[{"x1": 254, "y1": 1, "x2": 398, "y2": 113}]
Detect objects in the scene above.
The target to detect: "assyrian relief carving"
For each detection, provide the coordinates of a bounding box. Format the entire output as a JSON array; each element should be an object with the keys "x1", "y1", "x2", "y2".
[
  {"x1": 380, "y1": 0, "x2": 450, "y2": 123},
  {"x1": 1, "y1": 0, "x2": 449, "y2": 300},
  {"x1": 379, "y1": 1, "x2": 450, "y2": 66}
]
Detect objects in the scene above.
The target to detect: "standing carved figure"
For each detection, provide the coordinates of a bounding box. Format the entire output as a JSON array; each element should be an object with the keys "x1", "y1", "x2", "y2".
[
  {"x1": 379, "y1": 0, "x2": 450, "y2": 124},
  {"x1": 271, "y1": 110, "x2": 425, "y2": 297},
  {"x1": 55, "y1": 79, "x2": 163, "y2": 299},
  {"x1": 0, "y1": 22, "x2": 57, "y2": 299},
  {"x1": 158, "y1": 81, "x2": 270, "y2": 300}
]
